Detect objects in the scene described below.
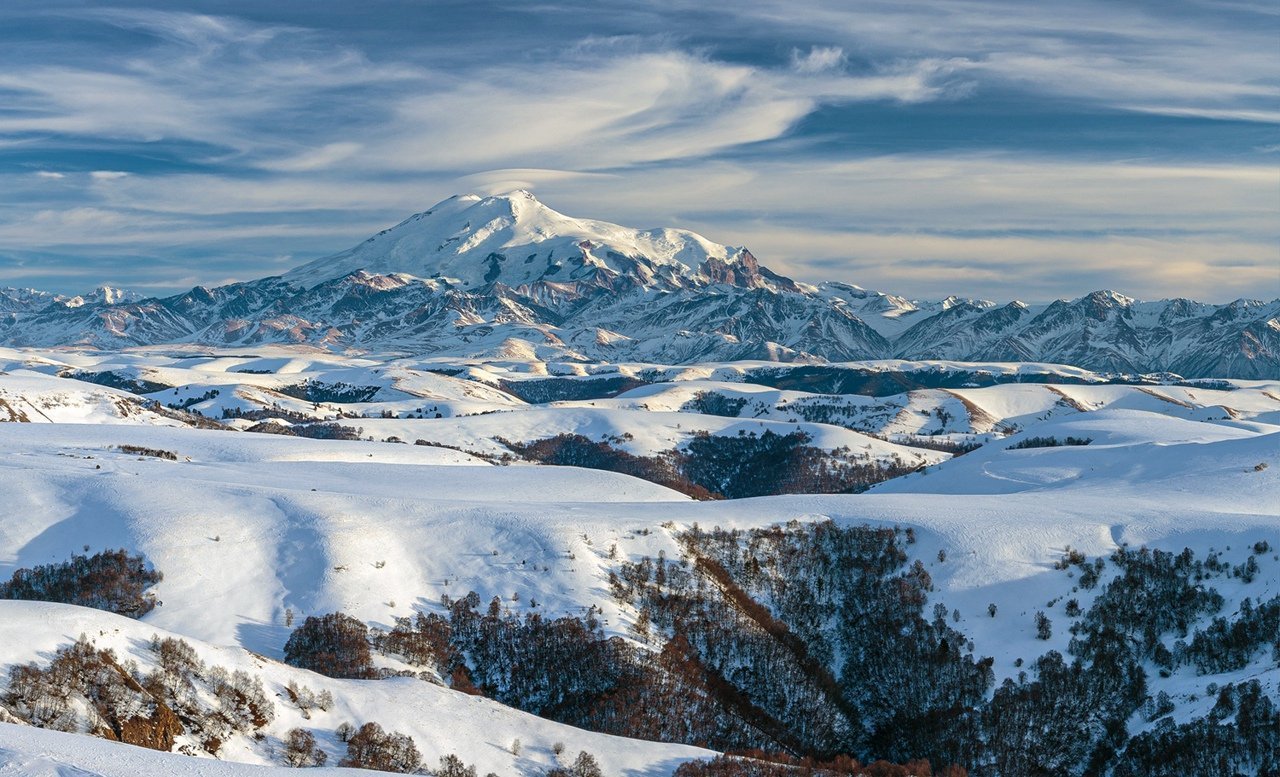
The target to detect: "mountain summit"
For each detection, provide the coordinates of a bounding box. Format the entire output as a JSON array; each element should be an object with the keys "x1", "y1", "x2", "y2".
[
  {"x1": 285, "y1": 190, "x2": 792, "y2": 294},
  {"x1": 0, "y1": 193, "x2": 1276, "y2": 377}
]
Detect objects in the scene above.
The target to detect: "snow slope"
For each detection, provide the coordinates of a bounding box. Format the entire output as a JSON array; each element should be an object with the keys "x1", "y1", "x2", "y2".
[
  {"x1": 285, "y1": 191, "x2": 754, "y2": 292},
  {"x1": 0, "y1": 384, "x2": 1273, "y2": 666},
  {"x1": 0, "y1": 351, "x2": 1276, "y2": 774},
  {"x1": 0, "y1": 602, "x2": 709, "y2": 776},
  {"x1": 0, "y1": 370, "x2": 185, "y2": 425}
]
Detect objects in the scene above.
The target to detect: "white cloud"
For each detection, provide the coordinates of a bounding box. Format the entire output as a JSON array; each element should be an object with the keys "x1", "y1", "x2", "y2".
[
  {"x1": 1125, "y1": 106, "x2": 1280, "y2": 124},
  {"x1": 34, "y1": 171, "x2": 65, "y2": 179},
  {"x1": 0, "y1": 69, "x2": 220, "y2": 142},
  {"x1": 969, "y1": 51, "x2": 1280, "y2": 112},
  {"x1": 0, "y1": 11, "x2": 964, "y2": 176},
  {"x1": 90, "y1": 171, "x2": 129, "y2": 180},
  {"x1": 454, "y1": 169, "x2": 616, "y2": 197},
  {"x1": 0, "y1": 10, "x2": 423, "y2": 158},
  {"x1": 29, "y1": 206, "x2": 137, "y2": 230},
  {"x1": 534, "y1": 156, "x2": 1278, "y2": 238},
  {"x1": 0, "y1": 209, "x2": 366, "y2": 248},
  {"x1": 806, "y1": 57, "x2": 974, "y2": 104},
  {"x1": 263, "y1": 142, "x2": 364, "y2": 172},
  {"x1": 6, "y1": 4, "x2": 1267, "y2": 190},
  {"x1": 377, "y1": 50, "x2": 818, "y2": 170},
  {"x1": 366, "y1": 48, "x2": 969, "y2": 172},
  {"x1": 791, "y1": 46, "x2": 846, "y2": 74},
  {"x1": 90, "y1": 175, "x2": 449, "y2": 215},
  {"x1": 690, "y1": 0, "x2": 1280, "y2": 120}
]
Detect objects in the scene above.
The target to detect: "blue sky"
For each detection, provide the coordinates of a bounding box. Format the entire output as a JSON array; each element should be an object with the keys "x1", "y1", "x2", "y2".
[{"x1": 0, "y1": 0, "x2": 1276, "y2": 301}]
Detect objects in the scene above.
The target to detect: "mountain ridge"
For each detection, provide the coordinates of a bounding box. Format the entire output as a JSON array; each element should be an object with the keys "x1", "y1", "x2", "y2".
[{"x1": 2, "y1": 191, "x2": 1277, "y2": 378}]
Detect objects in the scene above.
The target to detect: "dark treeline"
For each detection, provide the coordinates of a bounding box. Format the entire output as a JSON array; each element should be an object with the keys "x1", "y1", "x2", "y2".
[
  {"x1": 674, "y1": 751, "x2": 966, "y2": 777},
  {"x1": 275, "y1": 380, "x2": 381, "y2": 403},
  {"x1": 680, "y1": 430, "x2": 920, "y2": 498},
  {"x1": 117, "y1": 444, "x2": 179, "y2": 460},
  {"x1": 738, "y1": 366, "x2": 1167, "y2": 397},
  {"x1": 683, "y1": 390, "x2": 751, "y2": 417},
  {"x1": 1008, "y1": 436, "x2": 1093, "y2": 449},
  {"x1": 504, "y1": 433, "x2": 714, "y2": 499},
  {"x1": 284, "y1": 612, "x2": 378, "y2": 679},
  {"x1": 883, "y1": 435, "x2": 982, "y2": 456},
  {"x1": 66, "y1": 369, "x2": 169, "y2": 395},
  {"x1": 0, "y1": 549, "x2": 162, "y2": 617},
  {"x1": 507, "y1": 430, "x2": 921, "y2": 499},
  {"x1": 164, "y1": 388, "x2": 219, "y2": 410},
  {"x1": 498, "y1": 375, "x2": 648, "y2": 404},
  {"x1": 223, "y1": 404, "x2": 320, "y2": 423},
  {"x1": 243, "y1": 420, "x2": 364, "y2": 440},
  {"x1": 286, "y1": 523, "x2": 979, "y2": 768},
  {"x1": 1183, "y1": 596, "x2": 1280, "y2": 674}
]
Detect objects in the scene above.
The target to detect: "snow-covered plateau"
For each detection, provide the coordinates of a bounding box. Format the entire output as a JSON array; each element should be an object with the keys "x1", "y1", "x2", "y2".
[{"x1": 0, "y1": 344, "x2": 1275, "y2": 776}]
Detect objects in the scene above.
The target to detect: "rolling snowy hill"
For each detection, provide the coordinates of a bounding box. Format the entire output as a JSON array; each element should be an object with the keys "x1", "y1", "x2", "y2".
[{"x1": 0, "y1": 350, "x2": 1276, "y2": 775}]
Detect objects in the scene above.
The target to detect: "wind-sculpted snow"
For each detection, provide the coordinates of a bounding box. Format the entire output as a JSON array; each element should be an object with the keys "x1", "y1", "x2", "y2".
[{"x1": 2, "y1": 192, "x2": 1275, "y2": 377}]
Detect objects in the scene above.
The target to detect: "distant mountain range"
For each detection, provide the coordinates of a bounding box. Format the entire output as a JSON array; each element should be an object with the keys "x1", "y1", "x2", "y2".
[{"x1": 2, "y1": 190, "x2": 1276, "y2": 377}]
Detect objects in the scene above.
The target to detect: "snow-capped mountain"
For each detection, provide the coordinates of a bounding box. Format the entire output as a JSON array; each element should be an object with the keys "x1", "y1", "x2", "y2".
[
  {"x1": 1, "y1": 191, "x2": 1276, "y2": 377},
  {"x1": 285, "y1": 190, "x2": 792, "y2": 295},
  {"x1": 889, "y1": 290, "x2": 1280, "y2": 378},
  {"x1": 0, "y1": 284, "x2": 140, "y2": 313},
  {"x1": 0, "y1": 287, "x2": 58, "y2": 314},
  {"x1": 59, "y1": 284, "x2": 142, "y2": 308}
]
